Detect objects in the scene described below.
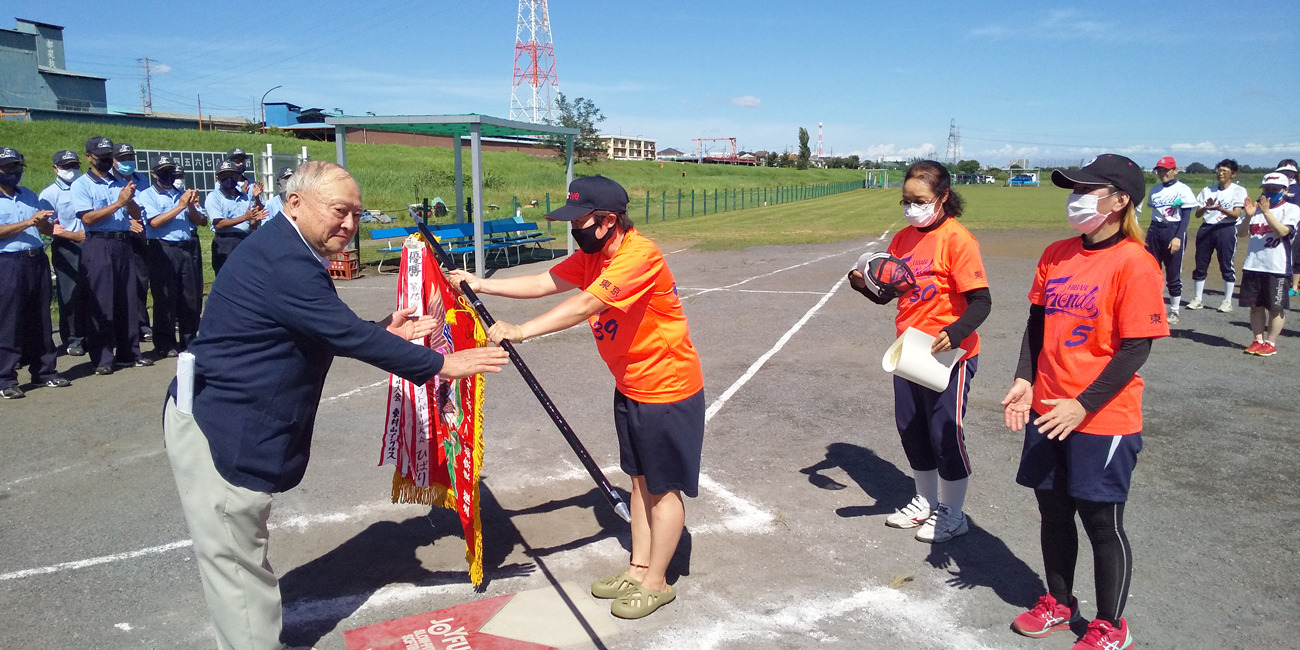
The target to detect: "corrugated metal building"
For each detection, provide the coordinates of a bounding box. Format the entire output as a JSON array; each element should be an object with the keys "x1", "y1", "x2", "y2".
[{"x1": 0, "y1": 18, "x2": 107, "y2": 113}]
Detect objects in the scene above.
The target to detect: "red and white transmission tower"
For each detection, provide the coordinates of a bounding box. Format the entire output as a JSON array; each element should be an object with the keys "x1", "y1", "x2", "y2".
[
  {"x1": 814, "y1": 122, "x2": 825, "y2": 162},
  {"x1": 510, "y1": 0, "x2": 560, "y2": 124}
]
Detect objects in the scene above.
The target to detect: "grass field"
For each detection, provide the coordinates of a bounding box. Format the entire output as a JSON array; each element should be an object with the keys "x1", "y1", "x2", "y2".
[{"x1": 0, "y1": 120, "x2": 863, "y2": 214}]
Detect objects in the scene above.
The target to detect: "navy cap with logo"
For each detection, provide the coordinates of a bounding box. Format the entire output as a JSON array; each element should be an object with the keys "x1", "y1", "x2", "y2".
[
  {"x1": 114, "y1": 142, "x2": 136, "y2": 158},
  {"x1": 151, "y1": 154, "x2": 177, "y2": 172},
  {"x1": 0, "y1": 147, "x2": 24, "y2": 165},
  {"x1": 276, "y1": 166, "x2": 295, "y2": 181},
  {"x1": 545, "y1": 175, "x2": 629, "y2": 222},
  {"x1": 53, "y1": 150, "x2": 79, "y2": 166},
  {"x1": 216, "y1": 160, "x2": 240, "y2": 177},
  {"x1": 225, "y1": 148, "x2": 247, "y2": 161},
  {"x1": 1051, "y1": 154, "x2": 1146, "y2": 206},
  {"x1": 85, "y1": 136, "x2": 114, "y2": 156}
]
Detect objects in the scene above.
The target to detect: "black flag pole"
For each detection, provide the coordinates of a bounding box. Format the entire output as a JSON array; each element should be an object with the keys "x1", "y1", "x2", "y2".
[{"x1": 414, "y1": 219, "x2": 632, "y2": 523}]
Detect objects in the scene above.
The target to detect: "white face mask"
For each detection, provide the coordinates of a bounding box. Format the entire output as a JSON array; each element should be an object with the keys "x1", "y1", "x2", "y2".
[
  {"x1": 903, "y1": 199, "x2": 941, "y2": 228},
  {"x1": 173, "y1": 177, "x2": 186, "y2": 191},
  {"x1": 56, "y1": 168, "x2": 78, "y2": 184},
  {"x1": 1065, "y1": 192, "x2": 1113, "y2": 234}
]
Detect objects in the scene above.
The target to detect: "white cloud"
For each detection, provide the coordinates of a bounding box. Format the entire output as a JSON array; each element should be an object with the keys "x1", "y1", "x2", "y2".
[
  {"x1": 1170, "y1": 141, "x2": 1218, "y2": 154},
  {"x1": 730, "y1": 95, "x2": 762, "y2": 108},
  {"x1": 151, "y1": 63, "x2": 172, "y2": 74},
  {"x1": 860, "y1": 143, "x2": 939, "y2": 161}
]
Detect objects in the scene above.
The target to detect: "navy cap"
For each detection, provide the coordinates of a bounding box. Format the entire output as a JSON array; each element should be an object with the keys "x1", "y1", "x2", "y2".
[
  {"x1": 0, "y1": 147, "x2": 24, "y2": 165},
  {"x1": 114, "y1": 142, "x2": 136, "y2": 158},
  {"x1": 216, "y1": 160, "x2": 240, "y2": 177},
  {"x1": 546, "y1": 175, "x2": 629, "y2": 221},
  {"x1": 85, "y1": 136, "x2": 113, "y2": 156},
  {"x1": 151, "y1": 154, "x2": 178, "y2": 172},
  {"x1": 53, "y1": 150, "x2": 79, "y2": 166},
  {"x1": 1051, "y1": 154, "x2": 1146, "y2": 205},
  {"x1": 276, "y1": 166, "x2": 295, "y2": 180},
  {"x1": 225, "y1": 148, "x2": 247, "y2": 161}
]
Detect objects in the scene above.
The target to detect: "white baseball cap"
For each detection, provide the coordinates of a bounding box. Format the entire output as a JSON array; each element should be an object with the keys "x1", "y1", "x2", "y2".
[
  {"x1": 1276, "y1": 164, "x2": 1298, "y2": 174},
  {"x1": 1262, "y1": 172, "x2": 1290, "y2": 188}
]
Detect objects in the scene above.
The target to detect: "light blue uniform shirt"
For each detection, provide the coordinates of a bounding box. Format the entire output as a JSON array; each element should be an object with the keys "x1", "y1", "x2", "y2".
[
  {"x1": 263, "y1": 193, "x2": 284, "y2": 224},
  {"x1": 38, "y1": 178, "x2": 83, "y2": 233},
  {"x1": 138, "y1": 185, "x2": 197, "y2": 241},
  {"x1": 0, "y1": 186, "x2": 45, "y2": 252},
  {"x1": 70, "y1": 171, "x2": 135, "y2": 232},
  {"x1": 205, "y1": 188, "x2": 254, "y2": 233}
]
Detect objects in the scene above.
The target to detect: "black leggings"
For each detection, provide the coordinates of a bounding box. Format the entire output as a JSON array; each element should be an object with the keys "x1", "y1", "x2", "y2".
[{"x1": 1035, "y1": 490, "x2": 1132, "y2": 626}]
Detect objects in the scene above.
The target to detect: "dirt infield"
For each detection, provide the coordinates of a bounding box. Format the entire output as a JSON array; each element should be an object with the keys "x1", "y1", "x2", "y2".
[{"x1": 1, "y1": 226, "x2": 1296, "y2": 648}]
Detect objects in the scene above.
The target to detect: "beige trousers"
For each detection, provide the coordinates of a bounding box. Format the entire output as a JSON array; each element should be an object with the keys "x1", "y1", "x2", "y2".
[{"x1": 165, "y1": 398, "x2": 286, "y2": 650}]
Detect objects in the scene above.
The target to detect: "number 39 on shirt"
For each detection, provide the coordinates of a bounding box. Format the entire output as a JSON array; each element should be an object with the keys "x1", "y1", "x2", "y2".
[{"x1": 592, "y1": 317, "x2": 619, "y2": 341}]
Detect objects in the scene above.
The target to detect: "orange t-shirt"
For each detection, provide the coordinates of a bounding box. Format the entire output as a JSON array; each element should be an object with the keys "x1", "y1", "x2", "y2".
[
  {"x1": 886, "y1": 218, "x2": 988, "y2": 360},
  {"x1": 1028, "y1": 237, "x2": 1170, "y2": 435},
  {"x1": 550, "y1": 229, "x2": 703, "y2": 403}
]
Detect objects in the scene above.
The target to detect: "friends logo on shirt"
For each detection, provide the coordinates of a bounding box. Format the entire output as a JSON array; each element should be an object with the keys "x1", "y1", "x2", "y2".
[
  {"x1": 1044, "y1": 276, "x2": 1100, "y2": 319},
  {"x1": 899, "y1": 255, "x2": 934, "y2": 278}
]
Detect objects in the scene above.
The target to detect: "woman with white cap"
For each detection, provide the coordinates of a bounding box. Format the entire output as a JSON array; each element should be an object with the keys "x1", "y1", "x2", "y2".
[{"x1": 1239, "y1": 171, "x2": 1300, "y2": 356}]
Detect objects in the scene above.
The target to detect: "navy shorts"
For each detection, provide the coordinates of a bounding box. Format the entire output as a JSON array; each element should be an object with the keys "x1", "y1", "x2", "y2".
[
  {"x1": 1016, "y1": 413, "x2": 1142, "y2": 503},
  {"x1": 893, "y1": 355, "x2": 976, "y2": 481},
  {"x1": 614, "y1": 389, "x2": 705, "y2": 497}
]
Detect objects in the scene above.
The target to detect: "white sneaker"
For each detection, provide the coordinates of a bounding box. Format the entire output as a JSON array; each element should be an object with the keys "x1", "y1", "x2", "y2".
[
  {"x1": 1185, "y1": 298, "x2": 1203, "y2": 310},
  {"x1": 915, "y1": 504, "x2": 969, "y2": 543},
  {"x1": 885, "y1": 495, "x2": 931, "y2": 529},
  {"x1": 1217, "y1": 300, "x2": 1233, "y2": 313},
  {"x1": 1167, "y1": 311, "x2": 1180, "y2": 325}
]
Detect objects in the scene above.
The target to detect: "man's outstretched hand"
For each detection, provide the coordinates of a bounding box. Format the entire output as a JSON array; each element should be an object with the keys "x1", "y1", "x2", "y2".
[{"x1": 439, "y1": 347, "x2": 510, "y2": 379}]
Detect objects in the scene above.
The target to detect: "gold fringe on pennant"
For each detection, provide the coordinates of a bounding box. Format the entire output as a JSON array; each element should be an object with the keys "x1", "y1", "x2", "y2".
[{"x1": 391, "y1": 470, "x2": 455, "y2": 509}]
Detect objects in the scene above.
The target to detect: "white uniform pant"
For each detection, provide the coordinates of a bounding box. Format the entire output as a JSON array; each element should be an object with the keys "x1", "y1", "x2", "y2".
[{"x1": 165, "y1": 398, "x2": 285, "y2": 650}]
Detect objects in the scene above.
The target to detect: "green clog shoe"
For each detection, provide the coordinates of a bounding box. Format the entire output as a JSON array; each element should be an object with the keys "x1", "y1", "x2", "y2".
[{"x1": 591, "y1": 571, "x2": 640, "y2": 599}]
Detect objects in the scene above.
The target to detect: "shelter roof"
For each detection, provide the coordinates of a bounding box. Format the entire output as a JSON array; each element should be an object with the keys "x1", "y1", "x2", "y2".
[{"x1": 324, "y1": 113, "x2": 578, "y2": 140}]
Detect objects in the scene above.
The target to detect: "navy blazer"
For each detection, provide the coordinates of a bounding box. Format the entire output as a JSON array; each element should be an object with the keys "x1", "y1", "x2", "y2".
[{"x1": 170, "y1": 215, "x2": 442, "y2": 492}]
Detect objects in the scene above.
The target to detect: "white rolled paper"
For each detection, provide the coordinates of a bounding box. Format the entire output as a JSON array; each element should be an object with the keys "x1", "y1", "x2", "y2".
[
  {"x1": 882, "y1": 327, "x2": 967, "y2": 392},
  {"x1": 175, "y1": 351, "x2": 195, "y2": 414}
]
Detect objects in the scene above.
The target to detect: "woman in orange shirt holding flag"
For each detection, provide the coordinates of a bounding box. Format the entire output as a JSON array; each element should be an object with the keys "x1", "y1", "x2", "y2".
[
  {"x1": 851, "y1": 160, "x2": 991, "y2": 544},
  {"x1": 451, "y1": 175, "x2": 703, "y2": 620},
  {"x1": 1002, "y1": 154, "x2": 1169, "y2": 650}
]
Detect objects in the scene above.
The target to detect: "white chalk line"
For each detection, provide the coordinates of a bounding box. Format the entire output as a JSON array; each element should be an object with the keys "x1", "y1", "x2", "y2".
[
  {"x1": 704, "y1": 274, "x2": 848, "y2": 424},
  {"x1": 678, "y1": 288, "x2": 827, "y2": 296},
  {"x1": 1, "y1": 448, "x2": 165, "y2": 490},
  {"x1": 645, "y1": 585, "x2": 1002, "y2": 650},
  {"x1": 0, "y1": 502, "x2": 413, "y2": 582}
]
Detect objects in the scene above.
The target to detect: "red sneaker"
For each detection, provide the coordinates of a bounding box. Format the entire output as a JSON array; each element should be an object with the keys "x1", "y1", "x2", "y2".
[
  {"x1": 1258, "y1": 341, "x2": 1278, "y2": 357},
  {"x1": 1071, "y1": 617, "x2": 1133, "y2": 649},
  {"x1": 1244, "y1": 341, "x2": 1263, "y2": 355},
  {"x1": 1012, "y1": 594, "x2": 1082, "y2": 638}
]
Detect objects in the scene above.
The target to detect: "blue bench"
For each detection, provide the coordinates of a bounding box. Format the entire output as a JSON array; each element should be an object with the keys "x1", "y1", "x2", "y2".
[
  {"x1": 485, "y1": 218, "x2": 556, "y2": 264},
  {"x1": 370, "y1": 226, "x2": 419, "y2": 273}
]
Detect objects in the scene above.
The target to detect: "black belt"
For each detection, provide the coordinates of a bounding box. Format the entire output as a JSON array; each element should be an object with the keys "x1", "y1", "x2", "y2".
[
  {"x1": 0, "y1": 247, "x2": 45, "y2": 258},
  {"x1": 87, "y1": 231, "x2": 131, "y2": 240},
  {"x1": 151, "y1": 238, "x2": 195, "y2": 246},
  {"x1": 214, "y1": 231, "x2": 249, "y2": 237}
]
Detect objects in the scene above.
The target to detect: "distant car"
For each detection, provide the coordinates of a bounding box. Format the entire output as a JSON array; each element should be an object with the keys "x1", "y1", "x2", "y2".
[
  {"x1": 980, "y1": 174, "x2": 996, "y2": 184},
  {"x1": 1009, "y1": 174, "x2": 1039, "y2": 187}
]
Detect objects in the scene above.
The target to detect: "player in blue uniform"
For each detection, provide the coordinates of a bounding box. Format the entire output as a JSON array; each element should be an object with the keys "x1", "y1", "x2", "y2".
[
  {"x1": 0, "y1": 147, "x2": 72, "y2": 398},
  {"x1": 70, "y1": 136, "x2": 152, "y2": 375},
  {"x1": 206, "y1": 161, "x2": 266, "y2": 274},
  {"x1": 39, "y1": 150, "x2": 87, "y2": 356},
  {"x1": 138, "y1": 155, "x2": 206, "y2": 358}
]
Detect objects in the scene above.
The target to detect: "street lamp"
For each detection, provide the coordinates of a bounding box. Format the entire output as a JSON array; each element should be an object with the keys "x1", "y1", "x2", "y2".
[{"x1": 259, "y1": 85, "x2": 283, "y2": 127}]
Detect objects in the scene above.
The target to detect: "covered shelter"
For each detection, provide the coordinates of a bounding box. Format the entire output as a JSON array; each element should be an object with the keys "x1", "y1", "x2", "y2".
[{"x1": 324, "y1": 114, "x2": 579, "y2": 276}]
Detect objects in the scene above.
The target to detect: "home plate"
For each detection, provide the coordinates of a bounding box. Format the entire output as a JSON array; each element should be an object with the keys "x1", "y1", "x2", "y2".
[{"x1": 344, "y1": 582, "x2": 619, "y2": 649}]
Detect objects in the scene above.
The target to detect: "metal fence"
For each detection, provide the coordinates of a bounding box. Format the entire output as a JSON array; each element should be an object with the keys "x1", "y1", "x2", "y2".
[{"x1": 508, "y1": 179, "x2": 869, "y2": 232}]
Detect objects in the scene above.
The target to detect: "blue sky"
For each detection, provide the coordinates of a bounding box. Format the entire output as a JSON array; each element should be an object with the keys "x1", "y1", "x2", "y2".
[{"x1": 9, "y1": 1, "x2": 1297, "y2": 167}]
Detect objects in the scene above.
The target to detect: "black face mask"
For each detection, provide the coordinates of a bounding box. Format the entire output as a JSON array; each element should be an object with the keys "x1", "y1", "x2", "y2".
[
  {"x1": 219, "y1": 176, "x2": 238, "y2": 192},
  {"x1": 155, "y1": 172, "x2": 175, "y2": 188},
  {"x1": 91, "y1": 155, "x2": 114, "y2": 173},
  {"x1": 572, "y1": 217, "x2": 615, "y2": 254}
]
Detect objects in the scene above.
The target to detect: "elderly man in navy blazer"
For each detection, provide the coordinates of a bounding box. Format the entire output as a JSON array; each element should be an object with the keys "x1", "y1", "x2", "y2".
[{"x1": 163, "y1": 161, "x2": 508, "y2": 650}]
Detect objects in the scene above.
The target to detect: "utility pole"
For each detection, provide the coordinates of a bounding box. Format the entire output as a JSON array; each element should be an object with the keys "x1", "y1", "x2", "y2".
[
  {"x1": 138, "y1": 58, "x2": 156, "y2": 114},
  {"x1": 945, "y1": 118, "x2": 961, "y2": 166}
]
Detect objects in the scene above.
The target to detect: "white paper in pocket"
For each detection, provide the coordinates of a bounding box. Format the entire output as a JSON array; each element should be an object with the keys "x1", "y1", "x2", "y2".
[{"x1": 882, "y1": 327, "x2": 967, "y2": 392}]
